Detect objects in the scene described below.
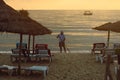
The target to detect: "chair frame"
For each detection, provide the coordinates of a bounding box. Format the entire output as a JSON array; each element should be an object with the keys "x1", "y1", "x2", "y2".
[
  {"x1": 22, "y1": 66, "x2": 48, "y2": 78},
  {"x1": 91, "y1": 43, "x2": 105, "y2": 54},
  {"x1": 35, "y1": 44, "x2": 52, "y2": 63}
]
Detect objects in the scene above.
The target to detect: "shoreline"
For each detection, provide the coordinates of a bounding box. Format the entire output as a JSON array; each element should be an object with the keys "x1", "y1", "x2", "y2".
[{"x1": 0, "y1": 50, "x2": 91, "y2": 54}]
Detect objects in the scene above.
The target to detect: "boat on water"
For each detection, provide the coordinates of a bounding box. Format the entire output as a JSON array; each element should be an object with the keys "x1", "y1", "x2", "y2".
[{"x1": 83, "y1": 11, "x2": 93, "y2": 15}]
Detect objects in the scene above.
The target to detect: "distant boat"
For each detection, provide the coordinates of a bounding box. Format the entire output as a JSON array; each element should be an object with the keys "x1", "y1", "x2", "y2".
[{"x1": 83, "y1": 11, "x2": 93, "y2": 15}]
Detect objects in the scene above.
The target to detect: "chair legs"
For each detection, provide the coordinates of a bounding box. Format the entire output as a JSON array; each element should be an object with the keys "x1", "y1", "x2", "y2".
[{"x1": 96, "y1": 55, "x2": 104, "y2": 64}]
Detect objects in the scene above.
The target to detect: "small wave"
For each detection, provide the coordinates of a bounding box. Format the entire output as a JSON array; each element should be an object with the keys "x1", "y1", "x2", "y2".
[
  {"x1": 51, "y1": 50, "x2": 91, "y2": 53},
  {"x1": 52, "y1": 32, "x2": 107, "y2": 36},
  {"x1": 0, "y1": 51, "x2": 12, "y2": 54}
]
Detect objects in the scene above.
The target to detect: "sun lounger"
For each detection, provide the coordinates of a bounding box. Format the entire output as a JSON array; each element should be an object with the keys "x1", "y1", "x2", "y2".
[
  {"x1": 0, "y1": 65, "x2": 17, "y2": 76},
  {"x1": 10, "y1": 49, "x2": 27, "y2": 62},
  {"x1": 91, "y1": 43, "x2": 105, "y2": 55},
  {"x1": 10, "y1": 49, "x2": 19, "y2": 62},
  {"x1": 16, "y1": 43, "x2": 27, "y2": 49},
  {"x1": 16, "y1": 43, "x2": 28, "y2": 57},
  {"x1": 36, "y1": 50, "x2": 52, "y2": 62},
  {"x1": 0, "y1": 65, "x2": 8, "y2": 71},
  {"x1": 35, "y1": 44, "x2": 52, "y2": 62},
  {"x1": 96, "y1": 48, "x2": 117, "y2": 64},
  {"x1": 22, "y1": 66, "x2": 48, "y2": 78},
  {"x1": 35, "y1": 44, "x2": 51, "y2": 55},
  {"x1": 11, "y1": 43, "x2": 28, "y2": 62}
]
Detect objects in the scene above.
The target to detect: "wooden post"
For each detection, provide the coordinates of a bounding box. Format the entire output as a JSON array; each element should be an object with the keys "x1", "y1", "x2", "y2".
[
  {"x1": 33, "y1": 35, "x2": 35, "y2": 54},
  {"x1": 18, "y1": 33, "x2": 23, "y2": 75},
  {"x1": 27, "y1": 35, "x2": 31, "y2": 61},
  {"x1": 107, "y1": 30, "x2": 110, "y2": 48},
  {"x1": 28, "y1": 35, "x2": 31, "y2": 53}
]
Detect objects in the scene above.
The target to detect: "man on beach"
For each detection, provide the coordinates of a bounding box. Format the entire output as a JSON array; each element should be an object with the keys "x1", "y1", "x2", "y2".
[{"x1": 57, "y1": 31, "x2": 66, "y2": 53}]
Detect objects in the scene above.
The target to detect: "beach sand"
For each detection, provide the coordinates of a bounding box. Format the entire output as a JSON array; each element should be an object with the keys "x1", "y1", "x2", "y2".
[{"x1": 0, "y1": 53, "x2": 116, "y2": 80}]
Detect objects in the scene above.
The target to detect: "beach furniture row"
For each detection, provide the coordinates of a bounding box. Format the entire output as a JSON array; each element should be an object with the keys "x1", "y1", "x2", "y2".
[
  {"x1": 92, "y1": 43, "x2": 120, "y2": 64},
  {"x1": 10, "y1": 43, "x2": 52, "y2": 63}
]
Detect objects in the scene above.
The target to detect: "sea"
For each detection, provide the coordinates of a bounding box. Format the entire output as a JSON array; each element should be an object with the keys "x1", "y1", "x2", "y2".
[{"x1": 0, "y1": 10, "x2": 120, "y2": 53}]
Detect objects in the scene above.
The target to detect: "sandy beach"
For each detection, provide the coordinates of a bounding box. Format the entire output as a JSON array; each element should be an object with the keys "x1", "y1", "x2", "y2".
[{"x1": 0, "y1": 53, "x2": 116, "y2": 80}]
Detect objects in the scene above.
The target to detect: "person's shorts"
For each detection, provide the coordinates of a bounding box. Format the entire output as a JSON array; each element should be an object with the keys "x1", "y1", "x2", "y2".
[{"x1": 59, "y1": 42, "x2": 65, "y2": 47}]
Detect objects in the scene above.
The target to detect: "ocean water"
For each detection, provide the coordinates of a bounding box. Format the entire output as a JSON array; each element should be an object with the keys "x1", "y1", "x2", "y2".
[{"x1": 0, "y1": 10, "x2": 120, "y2": 53}]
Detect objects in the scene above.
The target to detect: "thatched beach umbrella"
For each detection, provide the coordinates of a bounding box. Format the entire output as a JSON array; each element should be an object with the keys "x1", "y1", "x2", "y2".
[
  {"x1": 93, "y1": 21, "x2": 120, "y2": 47},
  {"x1": 93, "y1": 23, "x2": 113, "y2": 80},
  {"x1": 0, "y1": 0, "x2": 52, "y2": 74},
  {"x1": 0, "y1": 1, "x2": 51, "y2": 35},
  {"x1": 93, "y1": 22, "x2": 112, "y2": 47},
  {"x1": 18, "y1": 10, "x2": 52, "y2": 53}
]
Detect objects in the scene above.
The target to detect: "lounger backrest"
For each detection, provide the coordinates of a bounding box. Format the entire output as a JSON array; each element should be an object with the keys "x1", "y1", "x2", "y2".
[
  {"x1": 11, "y1": 49, "x2": 19, "y2": 54},
  {"x1": 93, "y1": 43, "x2": 105, "y2": 49},
  {"x1": 35, "y1": 44, "x2": 48, "y2": 50},
  {"x1": 16, "y1": 43, "x2": 27, "y2": 49},
  {"x1": 35, "y1": 44, "x2": 51, "y2": 56}
]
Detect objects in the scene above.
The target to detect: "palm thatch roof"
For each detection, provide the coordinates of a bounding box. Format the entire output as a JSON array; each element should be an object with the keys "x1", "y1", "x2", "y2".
[
  {"x1": 93, "y1": 21, "x2": 120, "y2": 47},
  {"x1": 93, "y1": 22, "x2": 112, "y2": 31},
  {"x1": 93, "y1": 21, "x2": 120, "y2": 33},
  {"x1": 0, "y1": 0, "x2": 52, "y2": 35},
  {"x1": 110, "y1": 21, "x2": 120, "y2": 33}
]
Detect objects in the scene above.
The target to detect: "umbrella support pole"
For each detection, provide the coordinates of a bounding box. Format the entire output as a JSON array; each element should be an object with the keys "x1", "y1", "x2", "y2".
[
  {"x1": 107, "y1": 30, "x2": 110, "y2": 48},
  {"x1": 33, "y1": 35, "x2": 35, "y2": 54},
  {"x1": 18, "y1": 33, "x2": 23, "y2": 75}
]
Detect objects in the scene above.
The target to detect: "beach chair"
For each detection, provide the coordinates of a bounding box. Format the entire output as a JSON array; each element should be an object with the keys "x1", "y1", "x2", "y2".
[
  {"x1": 11, "y1": 49, "x2": 28, "y2": 62},
  {"x1": 96, "y1": 44, "x2": 118, "y2": 64},
  {"x1": 22, "y1": 66, "x2": 48, "y2": 78},
  {"x1": 11, "y1": 49, "x2": 19, "y2": 62},
  {"x1": 104, "y1": 48, "x2": 116, "y2": 63},
  {"x1": 35, "y1": 44, "x2": 48, "y2": 50},
  {"x1": 0, "y1": 65, "x2": 8, "y2": 74},
  {"x1": 16, "y1": 42, "x2": 28, "y2": 57},
  {"x1": 35, "y1": 44, "x2": 52, "y2": 62},
  {"x1": 91, "y1": 43, "x2": 105, "y2": 55},
  {"x1": 16, "y1": 43, "x2": 27, "y2": 49},
  {"x1": 0, "y1": 65, "x2": 17, "y2": 76},
  {"x1": 11, "y1": 43, "x2": 28, "y2": 62}
]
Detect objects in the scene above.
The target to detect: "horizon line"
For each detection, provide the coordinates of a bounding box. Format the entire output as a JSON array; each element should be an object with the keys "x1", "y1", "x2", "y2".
[{"x1": 16, "y1": 9, "x2": 120, "y2": 10}]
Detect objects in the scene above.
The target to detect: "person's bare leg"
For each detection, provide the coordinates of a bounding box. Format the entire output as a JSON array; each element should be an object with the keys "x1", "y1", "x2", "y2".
[
  {"x1": 60, "y1": 46, "x2": 62, "y2": 53},
  {"x1": 63, "y1": 46, "x2": 66, "y2": 53}
]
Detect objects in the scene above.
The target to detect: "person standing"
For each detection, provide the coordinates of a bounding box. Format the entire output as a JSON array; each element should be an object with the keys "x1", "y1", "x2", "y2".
[{"x1": 57, "y1": 31, "x2": 66, "y2": 53}]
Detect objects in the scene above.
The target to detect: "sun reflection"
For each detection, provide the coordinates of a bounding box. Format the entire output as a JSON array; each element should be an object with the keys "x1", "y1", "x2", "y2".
[{"x1": 52, "y1": 32, "x2": 107, "y2": 36}]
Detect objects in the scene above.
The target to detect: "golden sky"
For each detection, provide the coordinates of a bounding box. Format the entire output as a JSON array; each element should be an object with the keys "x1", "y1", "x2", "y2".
[{"x1": 5, "y1": 0, "x2": 120, "y2": 10}]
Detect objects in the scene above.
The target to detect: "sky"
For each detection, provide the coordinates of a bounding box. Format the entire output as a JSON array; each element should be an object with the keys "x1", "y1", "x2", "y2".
[{"x1": 5, "y1": 0, "x2": 120, "y2": 10}]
